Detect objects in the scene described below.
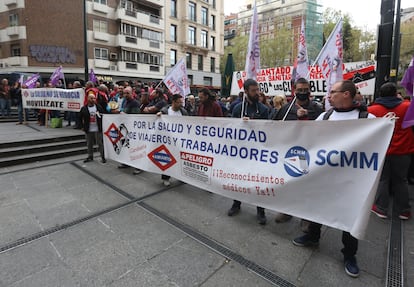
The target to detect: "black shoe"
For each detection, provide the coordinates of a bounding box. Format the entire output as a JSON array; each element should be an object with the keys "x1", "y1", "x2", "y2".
[
  {"x1": 101, "y1": 158, "x2": 106, "y2": 163},
  {"x1": 83, "y1": 157, "x2": 93, "y2": 163},
  {"x1": 292, "y1": 234, "x2": 319, "y2": 247},
  {"x1": 118, "y1": 163, "x2": 128, "y2": 169},
  {"x1": 344, "y1": 257, "x2": 360, "y2": 278},
  {"x1": 257, "y1": 212, "x2": 267, "y2": 225},
  {"x1": 227, "y1": 205, "x2": 240, "y2": 216}
]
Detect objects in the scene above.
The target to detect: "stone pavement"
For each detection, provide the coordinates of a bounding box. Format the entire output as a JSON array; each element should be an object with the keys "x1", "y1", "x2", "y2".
[{"x1": 0, "y1": 121, "x2": 413, "y2": 287}]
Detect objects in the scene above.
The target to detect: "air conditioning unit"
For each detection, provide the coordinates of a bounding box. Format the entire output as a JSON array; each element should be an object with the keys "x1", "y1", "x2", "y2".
[
  {"x1": 0, "y1": 62, "x2": 8, "y2": 68},
  {"x1": 110, "y1": 53, "x2": 118, "y2": 60},
  {"x1": 110, "y1": 65, "x2": 118, "y2": 71}
]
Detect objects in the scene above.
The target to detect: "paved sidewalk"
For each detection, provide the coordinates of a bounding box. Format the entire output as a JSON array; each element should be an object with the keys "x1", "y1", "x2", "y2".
[{"x1": 0, "y1": 122, "x2": 412, "y2": 286}]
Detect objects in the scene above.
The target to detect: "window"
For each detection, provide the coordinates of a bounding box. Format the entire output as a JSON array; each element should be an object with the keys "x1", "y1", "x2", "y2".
[
  {"x1": 201, "y1": 7, "x2": 208, "y2": 26},
  {"x1": 188, "y1": 75, "x2": 193, "y2": 86},
  {"x1": 9, "y1": 14, "x2": 18, "y2": 26},
  {"x1": 210, "y1": 36, "x2": 215, "y2": 51},
  {"x1": 210, "y1": 57, "x2": 215, "y2": 73},
  {"x1": 94, "y1": 47, "x2": 108, "y2": 60},
  {"x1": 170, "y1": 25, "x2": 177, "y2": 42},
  {"x1": 188, "y1": 2, "x2": 196, "y2": 21},
  {"x1": 186, "y1": 53, "x2": 192, "y2": 69},
  {"x1": 210, "y1": 15, "x2": 216, "y2": 30},
  {"x1": 198, "y1": 55, "x2": 203, "y2": 71},
  {"x1": 203, "y1": 77, "x2": 212, "y2": 86},
  {"x1": 188, "y1": 27, "x2": 196, "y2": 45},
  {"x1": 93, "y1": 20, "x2": 108, "y2": 33},
  {"x1": 11, "y1": 45, "x2": 20, "y2": 57},
  {"x1": 171, "y1": 0, "x2": 177, "y2": 17},
  {"x1": 139, "y1": 27, "x2": 162, "y2": 42},
  {"x1": 212, "y1": 0, "x2": 216, "y2": 9},
  {"x1": 121, "y1": 23, "x2": 137, "y2": 37},
  {"x1": 201, "y1": 30, "x2": 208, "y2": 48},
  {"x1": 94, "y1": 0, "x2": 107, "y2": 4},
  {"x1": 170, "y1": 49, "x2": 177, "y2": 66}
]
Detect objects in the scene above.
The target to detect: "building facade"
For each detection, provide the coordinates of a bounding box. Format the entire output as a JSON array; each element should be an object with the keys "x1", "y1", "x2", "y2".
[
  {"x1": 164, "y1": 0, "x2": 224, "y2": 90},
  {"x1": 0, "y1": 0, "x2": 224, "y2": 88},
  {"x1": 235, "y1": 0, "x2": 323, "y2": 64}
]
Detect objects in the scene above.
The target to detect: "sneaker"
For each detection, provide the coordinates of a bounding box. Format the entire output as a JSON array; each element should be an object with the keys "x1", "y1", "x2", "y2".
[
  {"x1": 371, "y1": 204, "x2": 387, "y2": 219},
  {"x1": 257, "y1": 212, "x2": 267, "y2": 225},
  {"x1": 101, "y1": 158, "x2": 106, "y2": 163},
  {"x1": 292, "y1": 234, "x2": 319, "y2": 247},
  {"x1": 399, "y1": 211, "x2": 411, "y2": 220},
  {"x1": 344, "y1": 257, "x2": 360, "y2": 278},
  {"x1": 83, "y1": 157, "x2": 93, "y2": 163},
  {"x1": 133, "y1": 168, "x2": 142, "y2": 175},
  {"x1": 163, "y1": 179, "x2": 171, "y2": 186},
  {"x1": 227, "y1": 205, "x2": 240, "y2": 216},
  {"x1": 274, "y1": 213, "x2": 292, "y2": 223}
]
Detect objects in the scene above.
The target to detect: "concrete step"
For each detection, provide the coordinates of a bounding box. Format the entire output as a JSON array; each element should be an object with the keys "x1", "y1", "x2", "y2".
[
  {"x1": 0, "y1": 139, "x2": 86, "y2": 159},
  {"x1": 0, "y1": 146, "x2": 94, "y2": 168},
  {"x1": 0, "y1": 134, "x2": 85, "y2": 149}
]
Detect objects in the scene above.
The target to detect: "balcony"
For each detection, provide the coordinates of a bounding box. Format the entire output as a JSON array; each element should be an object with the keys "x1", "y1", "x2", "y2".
[
  {"x1": 116, "y1": 8, "x2": 163, "y2": 29},
  {"x1": 7, "y1": 56, "x2": 28, "y2": 66},
  {"x1": 93, "y1": 31, "x2": 110, "y2": 42},
  {"x1": 92, "y1": 2, "x2": 109, "y2": 14},
  {"x1": 6, "y1": 26, "x2": 19, "y2": 36},
  {"x1": 94, "y1": 59, "x2": 110, "y2": 69},
  {"x1": 116, "y1": 35, "x2": 163, "y2": 52},
  {"x1": 181, "y1": 42, "x2": 209, "y2": 55},
  {"x1": 4, "y1": 0, "x2": 18, "y2": 6},
  {"x1": 117, "y1": 61, "x2": 163, "y2": 76}
]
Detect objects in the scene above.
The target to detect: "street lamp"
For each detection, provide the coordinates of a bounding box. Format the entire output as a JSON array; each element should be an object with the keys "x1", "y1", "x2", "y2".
[{"x1": 84, "y1": 0, "x2": 89, "y2": 82}]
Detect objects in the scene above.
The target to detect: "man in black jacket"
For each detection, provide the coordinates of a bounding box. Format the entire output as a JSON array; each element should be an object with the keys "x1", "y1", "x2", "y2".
[{"x1": 80, "y1": 93, "x2": 106, "y2": 163}]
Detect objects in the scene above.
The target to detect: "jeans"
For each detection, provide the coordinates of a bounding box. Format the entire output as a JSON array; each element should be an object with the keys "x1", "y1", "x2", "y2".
[
  {"x1": 375, "y1": 154, "x2": 411, "y2": 214},
  {"x1": 308, "y1": 222, "x2": 358, "y2": 260},
  {"x1": 0, "y1": 98, "x2": 11, "y2": 117},
  {"x1": 17, "y1": 103, "x2": 29, "y2": 123},
  {"x1": 85, "y1": 131, "x2": 104, "y2": 159}
]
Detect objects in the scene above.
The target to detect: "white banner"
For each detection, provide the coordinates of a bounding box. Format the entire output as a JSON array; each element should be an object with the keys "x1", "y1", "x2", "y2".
[
  {"x1": 103, "y1": 114, "x2": 394, "y2": 239},
  {"x1": 230, "y1": 62, "x2": 376, "y2": 97},
  {"x1": 293, "y1": 17, "x2": 309, "y2": 81},
  {"x1": 244, "y1": 0, "x2": 260, "y2": 80},
  {"x1": 163, "y1": 57, "x2": 191, "y2": 97},
  {"x1": 22, "y1": 88, "x2": 85, "y2": 112}
]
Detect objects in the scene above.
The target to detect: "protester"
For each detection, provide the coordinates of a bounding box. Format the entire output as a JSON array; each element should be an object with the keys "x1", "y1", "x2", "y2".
[
  {"x1": 185, "y1": 94, "x2": 197, "y2": 116},
  {"x1": 79, "y1": 93, "x2": 106, "y2": 163},
  {"x1": 368, "y1": 82, "x2": 413, "y2": 220},
  {"x1": 157, "y1": 94, "x2": 188, "y2": 186},
  {"x1": 292, "y1": 80, "x2": 375, "y2": 278},
  {"x1": 273, "y1": 78, "x2": 323, "y2": 229},
  {"x1": 0, "y1": 78, "x2": 11, "y2": 118},
  {"x1": 10, "y1": 81, "x2": 28, "y2": 125},
  {"x1": 227, "y1": 79, "x2": 269, "y2": 225},
  {"x1": 117, "y1": 86, "x2": 142, "y2": 174},
  {"x1": 269, "y1": 95, "x2": 287, "y2": 119},
  {"x1": 142, "y1": 89, "x2": 168, "y2": 114},
  {"x1": 197, "y1": 88, "x2": 223, "y2": 117}
]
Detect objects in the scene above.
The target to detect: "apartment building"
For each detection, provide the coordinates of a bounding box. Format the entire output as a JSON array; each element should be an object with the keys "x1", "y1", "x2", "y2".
[
  {"x1": 0, "y1": 0, "x2": 224, "y2": 88},
  {"x1": 164, "y1": 0, "x2": 224, "y2": 90},
  {"x1": 236, "y1": 0, "x2": 323, "y2": 64}
]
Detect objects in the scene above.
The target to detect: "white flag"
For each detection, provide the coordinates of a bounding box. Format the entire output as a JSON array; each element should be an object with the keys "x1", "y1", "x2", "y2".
[
  {"x1": 315, "y1": 19, "x2": 343, "y2": 110},
  {"x1": 163, "y1": 57, "x2": 191, "y2": 97},
  {"x1": 293, "y1": 17, "x2": 309, "y2": 81},
  {"x1": 244, "y1": 1, "x2": 260, "y2": 80}
]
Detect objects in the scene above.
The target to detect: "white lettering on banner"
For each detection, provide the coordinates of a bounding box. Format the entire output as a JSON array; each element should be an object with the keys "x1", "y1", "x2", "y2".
[
  {"x1": 22, "y1": 88, "x2": 85, "y2": 112},
  {"x1": 103, "y1": 115, "x2": 394, "y2": 239}
]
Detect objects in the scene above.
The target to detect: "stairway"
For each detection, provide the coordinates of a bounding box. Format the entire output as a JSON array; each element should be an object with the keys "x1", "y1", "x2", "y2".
[{"x1": 0, "y1": 135, "x2": 88, "y2": 168}]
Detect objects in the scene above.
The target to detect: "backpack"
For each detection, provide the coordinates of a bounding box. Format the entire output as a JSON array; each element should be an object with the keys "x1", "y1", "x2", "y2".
[{"x1": 323, "y1": 108, "x2": 369, "y2": 120}]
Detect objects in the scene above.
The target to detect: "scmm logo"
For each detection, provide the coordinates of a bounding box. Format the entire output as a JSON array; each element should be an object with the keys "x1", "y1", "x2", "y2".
[
  {"x1": 315, "y1": 150, "x2": 378, "y2": 171},
  {"x1": 284, "y1": 146, "x2": 310, "y2": 177}
]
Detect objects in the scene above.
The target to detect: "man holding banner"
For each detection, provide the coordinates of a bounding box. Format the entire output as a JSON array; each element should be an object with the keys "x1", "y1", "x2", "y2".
[
  {"x1": 227, "y1": 79, "x2": 269, "y2": 225},
  {"x1": 293, "y1": 80, "x2": 375, "y2": 278}
]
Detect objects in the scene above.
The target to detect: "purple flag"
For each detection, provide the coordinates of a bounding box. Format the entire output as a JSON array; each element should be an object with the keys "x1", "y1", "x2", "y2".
[
  {"x1": 401, "y1": 57, "x2": 414, "y2": 129},
  {"x1": 50, "y1": 66, "x2": 64, "y2": 86},
  {"x1": 89, "y1": 69, "x2": 98, "y2": 84},
  {"x1": 23, "y1": 73, "x2": 41, "y2": 88},
  {"x1": 401, "y1": 56, "x2": 414, "y2": 96}
]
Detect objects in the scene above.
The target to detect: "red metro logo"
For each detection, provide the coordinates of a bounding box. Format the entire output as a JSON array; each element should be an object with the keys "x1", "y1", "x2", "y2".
[{"x1": 148, "y1": 145, "x2": 177, "y2": 171}]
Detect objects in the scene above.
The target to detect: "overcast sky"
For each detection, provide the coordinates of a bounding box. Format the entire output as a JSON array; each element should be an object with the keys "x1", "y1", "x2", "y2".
[{"x1": 224, "y1": 0, "x2": 412, "y2": 32}]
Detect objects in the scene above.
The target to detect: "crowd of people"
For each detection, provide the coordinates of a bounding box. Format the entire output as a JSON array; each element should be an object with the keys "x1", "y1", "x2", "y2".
[{"x1": 1, "y1": 75, "x2": 413, "y2": 279}]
